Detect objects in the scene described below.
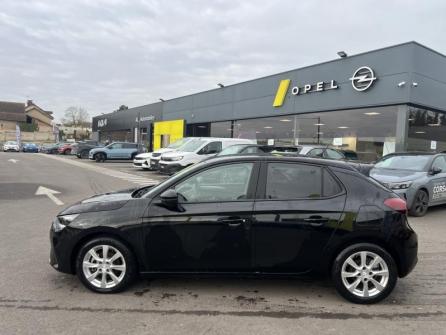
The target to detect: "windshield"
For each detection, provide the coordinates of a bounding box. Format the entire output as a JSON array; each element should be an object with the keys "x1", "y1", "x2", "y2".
[
  {"x1": 375, "y1": 155, "x2": 431, "y2": 171},
  {"x1": 167, "y1": 138, "x2": 190, "y2": 149},
  {"x1": 6, "y1": 141, "x2": 17, "y2": 145},
  {"x1": 177, "y1": 139, "x2": 206, "y2": 152},
  {"x1": 217, "y1": 144, "x2": 247, "y2": 156}
]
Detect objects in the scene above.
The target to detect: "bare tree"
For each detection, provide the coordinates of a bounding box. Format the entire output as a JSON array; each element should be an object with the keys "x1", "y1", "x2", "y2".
[{"x1": 63, "y1": 106, "x2": 90, "y2": 128}]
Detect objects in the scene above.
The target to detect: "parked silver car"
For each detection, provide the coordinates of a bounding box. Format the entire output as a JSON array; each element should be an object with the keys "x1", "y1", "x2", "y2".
[{"x1": 370, "y1": 152, "x2": 446, "y2": 216}]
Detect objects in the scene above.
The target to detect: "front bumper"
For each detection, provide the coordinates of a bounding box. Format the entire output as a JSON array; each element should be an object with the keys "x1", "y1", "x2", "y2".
[
  {"x1": 49, "y1": 225, "x2": 81, "y2": 274},
  {"x1": 158, "y1": 162, "x2": 185, "y2": 175}
]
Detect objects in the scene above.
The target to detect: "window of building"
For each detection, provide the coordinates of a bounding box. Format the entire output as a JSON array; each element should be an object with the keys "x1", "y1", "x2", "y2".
[
  {"x1": 175, "y1": 163, "x2": 254, "y2": 202},
  {"x1": 210, "y1": 121, "x2": 232, "y2": 138},
  {"x1": 233, "y1": 106, "x2": 399, "y2": 162},
  {"x1": 407, "y1": 106, "x2": 446, "y2": 152},
  {"x1": 186, "y1": 123, "x2": 210, "y2": 137}
]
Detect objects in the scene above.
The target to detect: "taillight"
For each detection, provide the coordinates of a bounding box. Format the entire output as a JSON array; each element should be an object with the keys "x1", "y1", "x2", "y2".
[{"x1": 384, "y1": 198, "x2": 407, "y2": 213}]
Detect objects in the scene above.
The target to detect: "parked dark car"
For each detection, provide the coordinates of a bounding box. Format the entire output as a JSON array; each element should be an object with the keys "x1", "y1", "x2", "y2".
[
  {"x1": 50, "y1": 155, "x2": 417, "y2": 304},
  {"x1": 71, "y1": 140, "x2": 102, "y2": 159},
  {"x1": 216, "y1": 144, "x2": 274, "y2": 156},
  {"x1": 40, "y1": 142, "x2": 65, "y2": 154},
  {"x1": 22, "y1": 142, "x2": 39, "y2": 153}
]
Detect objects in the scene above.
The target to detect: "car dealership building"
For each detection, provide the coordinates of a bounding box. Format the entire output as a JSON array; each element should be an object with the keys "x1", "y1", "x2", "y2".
[{"x1": 92, "y1": 41, "x2": 446, "y2": 161}]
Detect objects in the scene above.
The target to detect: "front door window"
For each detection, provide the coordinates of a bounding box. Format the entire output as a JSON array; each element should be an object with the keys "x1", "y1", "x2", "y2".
[{"x1": 175, "y1": 163, "x2": 254, "y2": 202}]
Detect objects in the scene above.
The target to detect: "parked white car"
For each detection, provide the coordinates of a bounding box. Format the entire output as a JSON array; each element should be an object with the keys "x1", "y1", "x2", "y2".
[
  {"x1": 3, "y1": 141, "x2": 20, "y2": 152},
  {"x1": 133, "y1": 137, "x2": 196, "y2": 170},
  {"x1": 159, "y1": 138, "x2": 256, "y2": 174}
]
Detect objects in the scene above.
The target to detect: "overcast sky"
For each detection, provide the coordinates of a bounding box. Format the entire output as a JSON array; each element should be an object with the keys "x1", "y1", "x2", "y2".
[{"x1": 1, "y1": 0, "x2": 445, "y2": 121}]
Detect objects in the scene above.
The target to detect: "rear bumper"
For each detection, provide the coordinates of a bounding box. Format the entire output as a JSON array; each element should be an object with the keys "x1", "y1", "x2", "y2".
[{"x1": 393, "y1": 219, "x2": 418, "y2": 278}]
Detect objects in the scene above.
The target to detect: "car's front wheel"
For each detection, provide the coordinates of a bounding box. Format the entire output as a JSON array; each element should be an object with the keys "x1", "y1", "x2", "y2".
[
  {"x1": 332, "y1": 243, "x2": 397, "y2": 304},
  {"x1": 76, "y1": 237, "x2": 136, "y2": 293}
]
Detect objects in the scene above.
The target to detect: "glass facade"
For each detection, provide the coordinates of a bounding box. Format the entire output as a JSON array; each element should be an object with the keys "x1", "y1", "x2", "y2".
[
  {"x1": 232, "y1": 106, "x2": 400, "y2": 161},
  {"x1": 407, "y1": 106, "x2": 446, "y2": 152}
]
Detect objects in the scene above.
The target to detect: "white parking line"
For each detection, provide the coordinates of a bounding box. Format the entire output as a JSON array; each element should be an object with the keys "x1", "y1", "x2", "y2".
[{"x1": 40, "y1": 154, "x2": 160, "y2": 186}]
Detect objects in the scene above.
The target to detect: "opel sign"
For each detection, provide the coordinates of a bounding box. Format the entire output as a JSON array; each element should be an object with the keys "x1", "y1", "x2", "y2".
[{"x1": 349, "y1": 66, "x2": 377, "y2": 91}]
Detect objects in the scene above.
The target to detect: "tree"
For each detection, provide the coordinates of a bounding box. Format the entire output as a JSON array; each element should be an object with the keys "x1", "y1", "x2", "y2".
[
  {"x1": 116, "y1": 105, "x2": 128, "y2": 112},
  {"x1": 62, "y1": 106, "x2": 90, "y2": 128}
]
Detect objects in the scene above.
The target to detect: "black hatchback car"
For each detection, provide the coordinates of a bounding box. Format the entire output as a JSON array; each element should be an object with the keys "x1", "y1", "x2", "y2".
[{"x1": 50, "y1": 156, "x2": 418, "y2": 304}]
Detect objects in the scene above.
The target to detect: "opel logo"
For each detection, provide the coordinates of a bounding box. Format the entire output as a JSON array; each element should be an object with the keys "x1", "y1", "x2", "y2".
[{"x1": 349, "y1": 66, "x2": 377, "y2": 91}]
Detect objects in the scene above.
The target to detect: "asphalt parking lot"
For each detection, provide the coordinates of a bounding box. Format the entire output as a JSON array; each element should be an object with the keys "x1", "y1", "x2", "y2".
[{"x1": 1, "y1": 152, "x2": 446, "y2": 334}]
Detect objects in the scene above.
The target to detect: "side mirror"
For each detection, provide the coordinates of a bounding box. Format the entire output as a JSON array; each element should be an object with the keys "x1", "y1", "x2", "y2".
[
  {"x1": 430, "y1": 167, "x2": 442, "y2": 175},
  {"x1": 160, "y1": 189, "x2": 179, "y2": 208}
]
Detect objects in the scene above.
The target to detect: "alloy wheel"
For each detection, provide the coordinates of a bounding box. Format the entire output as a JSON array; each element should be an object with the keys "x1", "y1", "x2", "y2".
[
  {"x1": 82, "y1": 245, "x2": 126, "y2": 289},
  {"x1": 414, "y1": 191, "x2": 428, "y2": 215},
  {"x1": 340, "y1": 251, "x2": 389, "y2": 298}
]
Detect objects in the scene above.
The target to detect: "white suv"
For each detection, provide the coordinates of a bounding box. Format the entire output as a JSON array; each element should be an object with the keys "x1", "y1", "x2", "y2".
[
  {"x1": 3, "y1": 141, "x2": 20, "y2": 152},
  {"x1": 158, "y1": 138, "x2": 256, "y2": 174},
  {"x1": 133, "y1": 137, "x2": 196, "y2": 170}
]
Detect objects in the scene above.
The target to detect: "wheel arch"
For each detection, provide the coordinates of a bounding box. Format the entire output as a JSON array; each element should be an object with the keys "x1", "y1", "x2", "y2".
[
  {"x1": 325, "y1": 236, "x2": 402, "y2": 277},
  {"x1": 94, "y1": 151, "x2": 107, "y2": 159},
  {"x1": 70, "y1": 229, "x2": 139, "y2": 275}
]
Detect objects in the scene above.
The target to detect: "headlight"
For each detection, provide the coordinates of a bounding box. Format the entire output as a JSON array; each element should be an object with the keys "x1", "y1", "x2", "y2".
[
  {"x1": 389, "y1": 181, "x2": 413, "y2": 190},
  {"x1": 169, "y1": 156, "x2": 183, "y2": 161},
  {"x1": 52, "y1": 214, "x2": 79, "y2": 232}
]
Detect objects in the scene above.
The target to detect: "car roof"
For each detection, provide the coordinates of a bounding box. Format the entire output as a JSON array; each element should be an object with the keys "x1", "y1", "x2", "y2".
[{"x1": 203, "y1": 154, "x2": 358, "y2": 171}]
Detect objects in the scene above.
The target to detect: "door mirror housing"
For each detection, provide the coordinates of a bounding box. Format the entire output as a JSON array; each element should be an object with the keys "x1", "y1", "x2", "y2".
[
  {"x1": 160, "y1": 189, "x2": 179, "y2": 208},
  {"x1": 430, "y1": 167, "x2": 442, "y2": 175}
]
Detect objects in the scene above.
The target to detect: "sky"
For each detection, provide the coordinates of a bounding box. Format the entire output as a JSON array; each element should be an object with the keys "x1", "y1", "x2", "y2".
[{"x1": 0, "y1": 0, "x2": 445, "y2": 122}]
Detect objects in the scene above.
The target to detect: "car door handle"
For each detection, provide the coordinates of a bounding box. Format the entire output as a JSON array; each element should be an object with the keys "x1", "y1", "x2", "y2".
[
  {"x1": 304, "y1": 216, "x2": 329, "y2": 226},
  {"x1": 218, "y1": 217, "x2": 247, "y2": 227}
]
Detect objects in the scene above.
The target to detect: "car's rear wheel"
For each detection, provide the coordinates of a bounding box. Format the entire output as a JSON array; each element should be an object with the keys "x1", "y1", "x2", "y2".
[
  {"x1": 332, "y1": 243, "x2": 397, "y2": 304},
  {"x1": 409, "y1": 189, "x2": 429, "y2": 217},
  {"x1": 76, "y1": 237, "x2": 136, "y2": 293},
  {"x1": 94, "y1": 153, "x2": 106, "y2": 162},
  {"x1": 64, "y1": 149, "x2": 71, "y2": 155},
  {"x1": 80, "y1": 150, "x2": 89, "y2": 159}
]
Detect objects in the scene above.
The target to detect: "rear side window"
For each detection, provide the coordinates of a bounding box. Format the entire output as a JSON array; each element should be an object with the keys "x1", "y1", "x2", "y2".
[
  {"x1": 323, "y1": 169, "x2": 343, "y2": 196},
  {"x1": 265, "y1": 163, "x2": 342, "y2": 199},
  {"x1": 123, "y1": 143, "x2": 137, "y2": 149},
  {"x1": 266, "y1": 163, "x2": 322, "y2": 199}
]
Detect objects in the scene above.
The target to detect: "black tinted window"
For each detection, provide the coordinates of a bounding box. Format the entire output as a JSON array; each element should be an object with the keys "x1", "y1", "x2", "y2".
[
  {"x1": 266, "y1": 163, "x2": 322, "y2": 199},
  {"x1": 123, "y1": 143, "x2": 137, "y2": 149},
  {"x1": 308, "y1": 148, "x2": 323, "y2": 157},
  {"x1": 200, "y1": 141, "x2": 222, "y2": 154},
  {"x1": 175, "y1": 163, "x2": 254, "y2": 202},
  {"x1": 325, "y1": 149, "x2": 344, "y2": 160},
  {"x1": 323, "y1": 169, "x2": 343, "y2": 196}
]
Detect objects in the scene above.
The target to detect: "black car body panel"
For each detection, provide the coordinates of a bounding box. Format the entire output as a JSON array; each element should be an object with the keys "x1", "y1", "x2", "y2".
[{"x1": 50, "y1": 156, "x2": 417, "y2": 282}]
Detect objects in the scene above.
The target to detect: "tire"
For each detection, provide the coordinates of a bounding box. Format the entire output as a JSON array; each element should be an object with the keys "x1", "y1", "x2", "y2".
[
  {"x1": 131, "y1": 152, "x2": 137, "y2": 160},
  {"x1": 64, "y1": 149, "x2": 71, "y2": 155},
  {"x1": 76, "y1": 237, "x2": 136, "y2": 293},
  {"x1": 408, "y1": 189, "x2": 429, "y2": 217},
  {"x1": 80, "y1": 150, "x2": 89, "y2": 159},
  {"x1": 94, "y1": 152, "x2": 106, "y2": 162},
  {"x1": 332, "y1": 243, "x2": 397, "y2": 304}
]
